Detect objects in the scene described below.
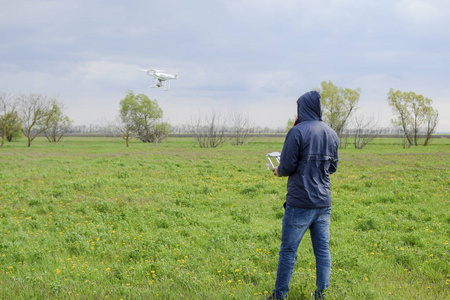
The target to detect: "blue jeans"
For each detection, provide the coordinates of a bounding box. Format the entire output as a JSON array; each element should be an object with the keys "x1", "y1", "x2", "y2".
[{"x1": 273, "y1": 204, "x2": 331, "y2": 298}]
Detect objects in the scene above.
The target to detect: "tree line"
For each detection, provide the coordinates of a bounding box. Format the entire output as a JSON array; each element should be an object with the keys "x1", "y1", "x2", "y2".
[
  {"x1": 1, "y1": 83, "x2": 440, "y2": 149},
  {"x1": 109, "y1": 90, "x2": 255, "y2": 148},
  {"x1": 289, "y1": 81, "x2": 439, "y2": 149},
  {"x1": 0, "y1": 92, "x2": 72, "y2": 147}
]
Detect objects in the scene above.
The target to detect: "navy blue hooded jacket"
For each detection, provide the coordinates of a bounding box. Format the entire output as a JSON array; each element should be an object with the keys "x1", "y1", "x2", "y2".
[{"x1": 277, "y1": 91, "x2": 339, "y2": 208}]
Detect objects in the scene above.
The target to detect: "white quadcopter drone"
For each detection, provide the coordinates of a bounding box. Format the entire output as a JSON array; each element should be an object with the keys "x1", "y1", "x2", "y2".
[{"x1": 139, "y1": 68, "x2": 178, "y2": 91}]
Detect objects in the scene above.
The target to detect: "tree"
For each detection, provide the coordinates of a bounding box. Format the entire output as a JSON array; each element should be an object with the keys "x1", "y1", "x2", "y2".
[
  {"x1": 351, "y1": 113, "x2": 382, "y2": 149},
  {"x1": 424, "y1": 107, "x2": 439, "y2": 146},
  {"x1": 0, "y1": 92, "x2": 21, "y2": 147},
  {"x1": 109, "y1": 115, "x2": 135, "y2": 147},
  {"x1": 152, "y1": 121, "x2": 170, "y2": 145},
  {"x1": 3, "y1": 112, "x2": 23, "y2": 143},
  {"x1": 44, "y1": 104, "x2": 73, "y2": 142},
  {"x1": 286, "y1": 116, "x2": 296, "y2": 132},
  {"x1": 318, "y1": 81, "x2": 360, "y2": 148},
  {"x1": 229, "y1": 110, "x2": 253, "y2": 146},
  {"x1": 190, "y1": 111, "x2": 226, "y2": 148},
  {"x1": 119, "y1": 90, "x2": 167, "y2": 143},
  {"x1": 387, "y1": 89, "x2": 413, "y2": 147},
  {"x1": 387, "y1": 89, "x2": 439, "y2": 147},
  {"x1": 17, "y1": 93, "x2": 61, "y2": 147}
]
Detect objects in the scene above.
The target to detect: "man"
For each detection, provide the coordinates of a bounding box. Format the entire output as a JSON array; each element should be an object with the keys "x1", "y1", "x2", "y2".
[{"x1": 269, "y1": 90, "x2": 339, "y2": 300}]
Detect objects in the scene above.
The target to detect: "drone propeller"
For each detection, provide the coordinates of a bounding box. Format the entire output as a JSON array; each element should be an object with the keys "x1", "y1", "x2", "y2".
[{"x1": 138, "y1": 68, "x2": 166, "y2": 73}]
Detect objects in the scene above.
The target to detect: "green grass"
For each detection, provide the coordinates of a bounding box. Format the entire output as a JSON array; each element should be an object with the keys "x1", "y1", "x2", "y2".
[{"x1": 0, "y1": 136, "x2": 449, "y2": 299}]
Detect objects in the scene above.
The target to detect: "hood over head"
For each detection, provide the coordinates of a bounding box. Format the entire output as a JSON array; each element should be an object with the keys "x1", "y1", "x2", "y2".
[{"x1": 294, "y1": 90, "x2": 322, "y2": 125}]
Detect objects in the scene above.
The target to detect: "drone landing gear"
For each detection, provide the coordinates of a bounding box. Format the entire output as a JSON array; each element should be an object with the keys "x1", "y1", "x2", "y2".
[{"x1": 163, "y1": 80, "x2": 170, "y2": 91}]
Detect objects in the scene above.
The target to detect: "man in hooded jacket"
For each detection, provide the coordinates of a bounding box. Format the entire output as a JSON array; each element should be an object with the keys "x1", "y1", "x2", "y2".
[{"x1": 269, "y1": 90, "x2": 339, "y2": 300}]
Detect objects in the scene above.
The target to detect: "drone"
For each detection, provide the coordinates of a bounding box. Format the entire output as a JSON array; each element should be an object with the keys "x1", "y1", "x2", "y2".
[{"x1": 139, "y1": 68, "x2": 178, "y2": 91}]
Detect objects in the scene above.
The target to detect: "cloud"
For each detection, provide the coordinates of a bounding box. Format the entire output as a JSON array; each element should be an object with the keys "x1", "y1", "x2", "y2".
[
  {"x1": 396, "y1": 0, "x2": 449, "y2": 26},
  {"x1": 76, "y1": 61, "x2": 142, "y2": 89},
  {"x1": 0, "y1": 0, "x2": 449, "y2": 131}
]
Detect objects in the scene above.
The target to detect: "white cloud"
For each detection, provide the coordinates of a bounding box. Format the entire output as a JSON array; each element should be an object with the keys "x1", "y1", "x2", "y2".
[
  {"x1": 0, "y1": 0, "x2": 449, "y2": 131},
  {"x1": 76, "y1": 61, "x2": 141, "y2": 86},
  {"x1": 396, "y1": 0, "x2": 449, "y2": 26}
]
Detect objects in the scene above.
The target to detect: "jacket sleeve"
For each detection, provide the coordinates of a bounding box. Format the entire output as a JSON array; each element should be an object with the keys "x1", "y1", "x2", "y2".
[
  {"x1": 329, "y1": 157, "x2": 338, "y2": 175},
  {"x1": 277, "y1": 128, "x2": 301, "y2": 177}
]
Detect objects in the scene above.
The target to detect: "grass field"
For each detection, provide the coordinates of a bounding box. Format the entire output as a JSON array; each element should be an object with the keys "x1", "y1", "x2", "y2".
[{"x1": 0, "y1": 136, "x2": 449, "y2": 299}]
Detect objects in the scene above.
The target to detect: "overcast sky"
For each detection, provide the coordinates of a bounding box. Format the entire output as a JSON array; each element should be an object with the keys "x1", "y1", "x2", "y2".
[{"x1": 1, "y1": 0, "x2": 449, "y2": 131}]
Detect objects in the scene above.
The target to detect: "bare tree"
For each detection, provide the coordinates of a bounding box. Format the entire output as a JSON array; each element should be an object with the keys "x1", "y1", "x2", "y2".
[
  {"x1": 352, "y1": 114, "x2": 382, "y2": 149},
  {"x1": 17, "y1": 93, "x2": 60, "y2": 147},
  {"x1": 108, "y1": 113, "x2": 135, "y2": 147},
  {"x1": 190, "y1": 111, "x2": 226, "y2": 148},
  {"x1": 152, "y1": 120, "x2": 170, "y2": 145},
  {"x1": 229, "y1": 110, "x2": 253, "y2": 146}
]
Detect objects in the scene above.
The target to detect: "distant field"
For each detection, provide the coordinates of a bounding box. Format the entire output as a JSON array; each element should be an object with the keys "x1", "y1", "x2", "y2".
[{"x1": 0, "y1": 137, "x2": 449, "y2": 299}]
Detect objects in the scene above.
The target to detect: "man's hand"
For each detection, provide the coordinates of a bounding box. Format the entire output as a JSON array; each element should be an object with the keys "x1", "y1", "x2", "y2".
[{"x1": 272, "y1": 166, "x2": 281, "y2": 177}]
